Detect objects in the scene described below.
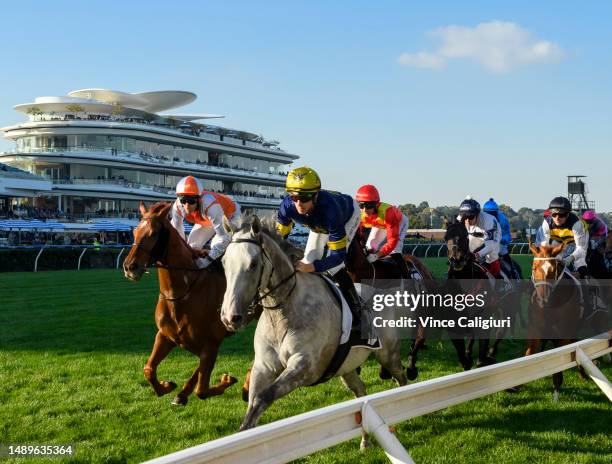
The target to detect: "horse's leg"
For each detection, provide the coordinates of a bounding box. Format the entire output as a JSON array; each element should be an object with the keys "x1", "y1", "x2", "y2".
[
  {"x1": 194, "y1": 344, "x2": 238, "y2": 400},
  {"x1": 450, "y1": 337, "x2": 472, "y2": 370},
  {"x1": 171, "y1": 364, "x2": 200, "y2": 406},
  {"x1": 465, "y1": 335, "x2": 475, "y2": 362},
  {"x1": 240, "y1": 355, "x2": 309, "y2": 431},
  {"x1": 144, "y1": 331, "x2": 177, "y2": 397},
  {"x1": 551, "y1": 340, "x2": 566, "y2": 402},
  {"x1": 242, "y1": 368, "x2": 252, "y2": 402},
  {"x1": 406, "y1": 326, "x2": 426, "y2": 380},
  {"x1": 375, "y1": 341, "x2": 408, "y2": 387},
  {"x1": 340, "y1": 370, "x2": 371, "y2": 450},
  {"x1": 476, "y1": 338, "x2": 494, "y2": 368}
]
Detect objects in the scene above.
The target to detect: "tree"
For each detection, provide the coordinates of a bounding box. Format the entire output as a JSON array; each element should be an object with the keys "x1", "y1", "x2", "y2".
[
  {"x1": 110, "y1": 104, "x2": 125, "y2": 117},
  {"x1": 26, "y1": 106, "x2": 43, "y2": 121},
  {"x1": 65, "y1": 104, "x2": 85, "y2": 118}
]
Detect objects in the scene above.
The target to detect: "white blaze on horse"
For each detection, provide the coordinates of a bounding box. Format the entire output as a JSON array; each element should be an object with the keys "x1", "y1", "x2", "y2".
[{"x1": 220, "y1": 216, "x2": 407, "y2": 447}]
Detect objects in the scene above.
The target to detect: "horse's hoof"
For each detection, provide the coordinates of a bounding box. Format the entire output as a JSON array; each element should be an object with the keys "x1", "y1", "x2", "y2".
[
  {"x1": 221, "y1": 374, "x2": 238, "y2": 386},
  {"x1": 171, "y1": 394, "x2": 188, "y2": 406},
  {"x1": 157, "y1": 381, "x2": 177, "y2": 396},
  {"x1": 379, "y1": 366, "x2": 392, "y2": 380},
  {"x1": 242, "y1": 388, "x2": 249, "y2": 402},
  {"x1": 360, "y1": 438, "x2": 372, "y2": 451},
  {"x1": 356, "y1": 366, "x2": 362, "y2": 375},
  {"x1": 406, "y1": 366, "x2": 418, "y2": 381},
  {"x1": 476, "y1": 356, "x2": 496, "y2": 368},
  {"x1": 505, "y1": 386, "x2": 521, "y2": 394},
  {"x1": 487, "y1": 347, "x2": 497, "y2": 358}
]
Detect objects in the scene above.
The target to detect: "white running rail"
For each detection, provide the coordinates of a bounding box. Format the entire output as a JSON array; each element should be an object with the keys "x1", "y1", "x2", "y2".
[{"x1": 144, "y1": 332, "x2": 612, "y2": 464}]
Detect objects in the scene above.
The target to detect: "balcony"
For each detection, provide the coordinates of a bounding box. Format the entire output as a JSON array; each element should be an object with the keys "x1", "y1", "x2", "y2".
[{"x1": 1, "y1": 146, "x2": 289, "y2": 183}]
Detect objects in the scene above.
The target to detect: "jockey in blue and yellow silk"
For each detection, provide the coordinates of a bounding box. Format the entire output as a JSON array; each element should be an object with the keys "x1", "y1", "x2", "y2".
[{"x1": 276, "y1": 166, "x2": 363, "y2": 327}]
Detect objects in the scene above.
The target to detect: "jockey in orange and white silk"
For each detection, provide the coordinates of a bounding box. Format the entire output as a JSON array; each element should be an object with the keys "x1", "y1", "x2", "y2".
[
  {"x1": 361, "y1": 203, "x2": 409, "y2": 258},
  {"x1": 170, "y1": 191, "x2": 241, "y2": 265}
]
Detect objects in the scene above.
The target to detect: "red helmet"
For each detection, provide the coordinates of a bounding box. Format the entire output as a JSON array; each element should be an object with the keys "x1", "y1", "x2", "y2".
[{"x1": 356, "y1": 184, "x2": 380, "y2": 203}]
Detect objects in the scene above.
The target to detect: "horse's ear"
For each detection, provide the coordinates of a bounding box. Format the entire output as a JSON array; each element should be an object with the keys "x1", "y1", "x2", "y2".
[
  {"x1": 528, "y1": 240, "x2": 539, "y2": 256},
  {"x1": 158, "y1": 203, "x2": 172, "y2": 220},
  {"x1": 223, "y1": 215, "x2": 235, "y2": 235},
  {"x1": 139, "y1": 201, "x2": 147, "y2": 217},
  {"x1": 443, "y1": 216, "x2": 450, "y2": 228},
  {"x1": 251, "y1": 215, "x2": 261, "y2": 235}
]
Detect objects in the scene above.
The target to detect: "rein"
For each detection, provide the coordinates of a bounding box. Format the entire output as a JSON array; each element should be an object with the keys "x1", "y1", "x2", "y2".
[
  {"x1": 229, "y1": 237, "x2": 297, "y2": 310},
  {"x1": 132, "y1": 216, "x2": 207, "y2": 301}
]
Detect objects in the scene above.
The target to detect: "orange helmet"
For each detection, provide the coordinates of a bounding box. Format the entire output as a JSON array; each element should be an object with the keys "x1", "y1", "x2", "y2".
[
  {"x1": 355, "y1": 184, "x2": 380, "y2": 203},
  {"x1": 176, "y1": 176, "x2": 203, "y2": 196}
]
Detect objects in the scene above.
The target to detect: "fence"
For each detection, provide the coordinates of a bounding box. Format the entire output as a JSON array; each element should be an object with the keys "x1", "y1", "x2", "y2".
[
  {"x1": 144, "y1": 333, "x2": 612, "y2": 464},
  {"x1": 403, "y1": 242, "x2": 532, "y2": 258},
  {"x1": 0, "y1": 245, "x2": 128, "y2": 272}
]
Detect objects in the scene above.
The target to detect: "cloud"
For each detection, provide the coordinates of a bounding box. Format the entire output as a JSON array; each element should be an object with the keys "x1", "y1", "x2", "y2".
[{"x1": 397, "y1": 21, "x2": 564, "y2": 73}]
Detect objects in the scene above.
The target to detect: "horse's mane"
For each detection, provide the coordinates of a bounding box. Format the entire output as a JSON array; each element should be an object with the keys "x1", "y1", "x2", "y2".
[
  {"x1": 235, "y1": 215, "x2": 304, "y2": 261},
  {"x1": 148, "y1": 201, "x2": 173, "y2": 216}
]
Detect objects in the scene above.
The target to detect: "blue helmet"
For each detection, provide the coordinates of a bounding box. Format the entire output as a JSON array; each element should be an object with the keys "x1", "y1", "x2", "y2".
[
  {"x1": 483, "y1": 198, "x2": 499, "y2": 213},
  {"x1": 459, "y1": 197, "x2": 481, "y2": 216}
]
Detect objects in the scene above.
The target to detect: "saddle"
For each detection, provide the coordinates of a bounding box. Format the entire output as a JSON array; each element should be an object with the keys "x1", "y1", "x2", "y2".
[{"x1": 377, "y1": 256, "x2": 423, "y2": 281}]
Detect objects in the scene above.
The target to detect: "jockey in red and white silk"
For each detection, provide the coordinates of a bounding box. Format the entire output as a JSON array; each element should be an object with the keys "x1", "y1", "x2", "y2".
[
  {"x1": 170, "y1": 176, "x2": 241, "y2": 268},
  {"x1": 356, "y1": 184, "x2": 410, "y2": 278}
]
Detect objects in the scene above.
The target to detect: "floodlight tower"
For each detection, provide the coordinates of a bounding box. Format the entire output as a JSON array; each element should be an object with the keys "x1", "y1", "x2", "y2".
[{"x1": 567, "y1": 175, "x2": 594, "y2": 213}]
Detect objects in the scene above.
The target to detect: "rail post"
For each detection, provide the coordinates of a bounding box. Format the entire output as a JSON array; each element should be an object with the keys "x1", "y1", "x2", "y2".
[
  {"x1": 362, "y1": 401, "x2": 414, "y2": 464},
  {"x1": 77, "y1": 247, "x2": 88, "y2": 270},
  {"x1": 116, "y1": 247, "x2": 126, "y2": 269},
  {"x1": 34, "y1": 247, "x2": 45, "y2": 272}
]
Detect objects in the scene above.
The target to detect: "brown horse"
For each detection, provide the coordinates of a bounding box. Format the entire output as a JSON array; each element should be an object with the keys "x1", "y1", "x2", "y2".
[
  {"x1": 527, "y1": 242, "x2": 586, "y2": 400},
  {"x1": 123, "y1": 201, "x2": 237, "y2": 406},
  {"x1": 346, "y1": 232, "x2": 436, "y2": 380}
]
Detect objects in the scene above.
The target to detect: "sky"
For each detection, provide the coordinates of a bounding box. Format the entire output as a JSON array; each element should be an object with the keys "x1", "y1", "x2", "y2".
[{"x1": 1, "y1": 0, "x2": 610, "y2": 210}]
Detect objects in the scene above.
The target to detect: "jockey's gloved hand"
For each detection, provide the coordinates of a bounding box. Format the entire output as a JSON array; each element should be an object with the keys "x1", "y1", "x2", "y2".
[
  {"x1": 366, "y1": 253, "x2": 378, "y2": 263},
  {"x1": 563, "y1": 255, "x2": 574, "y2": 267}
]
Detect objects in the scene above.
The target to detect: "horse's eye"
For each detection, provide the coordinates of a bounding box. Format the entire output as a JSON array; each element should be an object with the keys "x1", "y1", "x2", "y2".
[{"x1": 248, "y1": 261, "x2": 257, "y2": 270}]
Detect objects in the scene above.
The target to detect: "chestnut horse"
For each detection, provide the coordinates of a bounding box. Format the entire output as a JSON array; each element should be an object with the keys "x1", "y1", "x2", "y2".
[
  {"x1": 527, "y1": 242, "x2": 586, "y2": 400},
  {"x1": 123, "y1": 201, "x2": 237, "y2": 406},
  {"x1": 345, "y1": 232, "x2": 436, "y2": 381}
]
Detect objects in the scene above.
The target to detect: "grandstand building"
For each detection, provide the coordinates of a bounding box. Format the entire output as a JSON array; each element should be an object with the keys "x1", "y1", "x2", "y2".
[{"x1": 0, "y1": 89, "x2": 299, "y2": 218}]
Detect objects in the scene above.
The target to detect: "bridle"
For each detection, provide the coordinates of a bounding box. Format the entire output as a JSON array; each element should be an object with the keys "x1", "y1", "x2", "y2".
[
  {"x1": 531, "y1": 256, "x2": 567, "y2": 305},
  {"x1": 130, "y1": 216, "x2": 206, "y2": 301},
  {"x1": 228, "y1": 237, "x2": 297, "y2": 310}
]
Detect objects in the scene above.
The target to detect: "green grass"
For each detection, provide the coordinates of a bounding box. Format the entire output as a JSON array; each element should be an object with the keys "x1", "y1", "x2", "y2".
[{"x1": 0, "y1": 262, "x2": 610, "y2": 463}]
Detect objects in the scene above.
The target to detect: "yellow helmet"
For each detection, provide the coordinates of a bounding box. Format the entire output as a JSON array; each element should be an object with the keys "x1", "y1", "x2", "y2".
[{"x1": 285, "y1": 166, "x2": 321, "y2": 193}]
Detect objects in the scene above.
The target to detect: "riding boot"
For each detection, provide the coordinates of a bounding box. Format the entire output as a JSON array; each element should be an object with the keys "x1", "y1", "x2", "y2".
[
  {"x1": 390, "y1": 253, "x2": 411, "y2": 280},
  {"x1": 578, "y1": 266, "x2": 595, "y2": 315},
  {"x1": 333, "y1": 268, "x2": 362, "y2": 330}
]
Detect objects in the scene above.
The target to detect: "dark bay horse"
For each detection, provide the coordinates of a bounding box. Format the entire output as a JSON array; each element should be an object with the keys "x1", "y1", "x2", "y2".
[
  {"x1": 527, "y1": 242, "x2": 587, "y2": 400},
  {"x1": 123, "y1": 201, "x2": 237, "y2": 405},
  {"x1": 346, "y1": 232, "x2": 436, "y2": 380},
  {"x1": 444, "y1": 220, "x2": 498, "y2": 369}
]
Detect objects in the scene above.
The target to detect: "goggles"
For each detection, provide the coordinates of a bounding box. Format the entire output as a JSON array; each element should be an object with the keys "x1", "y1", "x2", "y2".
[
  {"x1": 179, "y1": 196, "x2": 198, "y2": 205},
  {"x1": 551, "y1": 212, "x2": 568, "y2": 218},
  {"x1": 359, "y1": 201, "x2": 378, "y2": 210},
  {"x1": 463, "y1": 213, "x2": 477, "y2": 220},
  {"x1": 289, "y1": 192, "x2": 316, "y2": 203}
]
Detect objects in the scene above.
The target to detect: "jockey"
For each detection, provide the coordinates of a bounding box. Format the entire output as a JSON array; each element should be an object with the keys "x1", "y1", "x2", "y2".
[
  {"x1": 582, "y1": 210, "x2": 608, "y2": 251},
  {"x1": 482, "y1": 198, "x2": 513, "y2": 276},
  {"x1": 582, "y1": 210, "x2": 608, "y2": 279},
  {"x1": 170, "y1": 175, "x2": 241, "y2": 269},
  {"x1": 539, "y1": 196, "x2": 589, "y2": 278},
  {"x1": 277, "y1": 167, "x2": 363, "y2": 327},
  {"x1": 355, "y1": 184, "x2": 410, "y2": 279},
  {"x1": 458, "y1": 197, "x2": 502, "y2": 278}
]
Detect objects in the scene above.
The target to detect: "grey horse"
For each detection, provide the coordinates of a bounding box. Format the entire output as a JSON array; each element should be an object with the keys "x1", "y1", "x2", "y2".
[{"x1": 220, "y1": 216, "x2": 407, "y2": 447}]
